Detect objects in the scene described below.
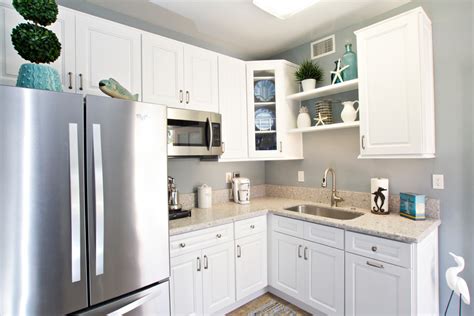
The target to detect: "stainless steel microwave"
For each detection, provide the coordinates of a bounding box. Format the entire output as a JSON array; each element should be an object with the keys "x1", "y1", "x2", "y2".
[{"x1": 167, "y1": 108, "x2": 223, "y2": 158}]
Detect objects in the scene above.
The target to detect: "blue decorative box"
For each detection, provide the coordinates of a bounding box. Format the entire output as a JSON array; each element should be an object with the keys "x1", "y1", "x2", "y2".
[{"x1": 400, "y1": 192, "x2": 426, "y2": 220}]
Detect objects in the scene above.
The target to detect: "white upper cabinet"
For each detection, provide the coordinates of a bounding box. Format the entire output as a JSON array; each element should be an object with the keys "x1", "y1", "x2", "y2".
[
  {"x1": 75, "y1": 13, "x2": 142, "y2": 98},
  {"x1": 142, "y1": 33, "x2": 184, "y2": 107},
  {"x1": 218, "y1": 55, "x2": 248, "y2": 160},
  {"x1": 184, "y1": 45, "x2": 219, "y2": 112},
  {"x1": 356, "y1": 7, "x2": 435, "y2": 159},
  {"x1": 0, "y1": 3, "x2": 76, "y2": 92}
]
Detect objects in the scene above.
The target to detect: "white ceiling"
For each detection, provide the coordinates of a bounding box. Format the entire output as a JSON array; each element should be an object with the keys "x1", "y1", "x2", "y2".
[{"x1": 85, "y1": 0, "x2": 410, "y2": 59}]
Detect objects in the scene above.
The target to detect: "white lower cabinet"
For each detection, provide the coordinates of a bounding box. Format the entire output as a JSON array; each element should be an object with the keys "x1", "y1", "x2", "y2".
[
  {"x1": 345, "y1": 252, "x2": 411, "y2": 316},
  {"x1": 235, "y1": 232, "x2": 268, "y2": 300}
]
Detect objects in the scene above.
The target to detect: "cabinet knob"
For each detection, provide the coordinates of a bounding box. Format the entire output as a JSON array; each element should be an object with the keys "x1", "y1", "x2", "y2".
[
  {"x1": 179, "y1": 243, "x2": 186, "y2": 248},
  {"x1": 216, "y1": 233, "x2": 222, "y2": 238},
  {"x1": 371, "y1": 246, "x2": 377, "y2": 252}
]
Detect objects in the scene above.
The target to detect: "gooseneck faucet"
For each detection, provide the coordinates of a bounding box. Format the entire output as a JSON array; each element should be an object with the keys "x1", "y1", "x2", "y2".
[{"x1": 321, "y1": 168, "x2": 344, "y2": 207}]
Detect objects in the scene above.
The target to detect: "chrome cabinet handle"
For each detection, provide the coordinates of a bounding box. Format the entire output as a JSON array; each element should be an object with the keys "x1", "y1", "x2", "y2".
[
  {"x1": 107, "y1": 287, "x2": 163, "y2": 316},
  {"x1": 237, "y1": 245, "x2": 241, "y2": 258},
  {"x1": 197, "y1": 257, "x2": 201, "y2": 271},
  {"x1": 185, "y1": 91, "x2": 190, "y2": 104},
  {"x1": 367, "y1": 261, "x2": 384, "y2": 269},
  {"x1": 304, "y1": 247, "x2": 308, "y2": 260},
  {"x1": 179, "y1": 243, "x2": 186, "y2": 248},
  {"x1": 279, "y1": 141, "x2": 283, "y2": 153},
  {"x1": 216, "y1": 233, "x2": 222, "y2": 238},
  {"x1": 69, "y1": 123, "x2": 81, "y2": 283},
  {"x1": 179, "y1": 90, "x2": 183, "y2": 103},
  {"x1": 298, "y1": 245, "x2": 302, "y2": 258},
  {"x1": 79, "y1": 74, "x2": 83, "y2": 91},
  {"x1": 371, "y1": 246, "x2": 377, "y2": 252},
  {"x1": 93, "y1": 124, "x2": 104, "y2": 275},
  {"x1": 361, "y1": 135, "x2": 366, "y2": 150},
  {"x1": 250, "y1": 225, "x2": 255, "y2": 229},
  {"x1": 68, "y1": 72, "x2": 73, "y2": 90},
  {"x1": 204, "y1": 255, "x2": 208, "y2": 269}
]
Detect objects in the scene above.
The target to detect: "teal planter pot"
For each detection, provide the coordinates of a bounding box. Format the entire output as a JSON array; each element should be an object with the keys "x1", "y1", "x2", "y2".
[
  {"x1": 342, "y1": 43, "x2": 358, "y2": 81},
  {"x1": 16, "y1": 63, "x2": 62, "y2": 92}
]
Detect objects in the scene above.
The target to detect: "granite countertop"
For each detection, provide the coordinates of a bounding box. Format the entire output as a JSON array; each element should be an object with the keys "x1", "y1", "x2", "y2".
[{"x1": 169, "y1": 197, "x2": 441, "y2": 243}]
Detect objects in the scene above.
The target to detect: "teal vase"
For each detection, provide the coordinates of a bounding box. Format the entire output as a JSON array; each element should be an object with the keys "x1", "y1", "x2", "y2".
[
  {"x1": 16, "y1": 63, "x2": 63, "y2": 92},
  {"x1": 341, "y1": 43, "x2": 358, "y2": 81}
]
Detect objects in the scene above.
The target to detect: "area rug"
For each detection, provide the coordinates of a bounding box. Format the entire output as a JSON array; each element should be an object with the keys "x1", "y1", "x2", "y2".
[{"x1": 247, "y1": 298, "x2": 298, "y2": 316}]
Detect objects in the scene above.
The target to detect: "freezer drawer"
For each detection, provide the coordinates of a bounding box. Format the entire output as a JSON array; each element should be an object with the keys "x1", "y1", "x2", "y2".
[
  {"x1": 0, "y1": 86, "x2": 88, "y2": 315},
  {"x1": 76, "y1": 281, "x2": 170, "y2": 316},
  {"x1": 85, "y1": 95, "x2": 170, "y2": 305}
]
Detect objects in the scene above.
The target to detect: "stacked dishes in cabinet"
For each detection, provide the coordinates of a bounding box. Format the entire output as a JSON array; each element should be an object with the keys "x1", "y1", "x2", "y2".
[{"x1": 253, "y1": 73, "x2": 277, "y2": 151}]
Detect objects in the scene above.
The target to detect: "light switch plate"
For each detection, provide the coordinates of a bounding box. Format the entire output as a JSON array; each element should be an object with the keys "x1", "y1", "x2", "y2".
[
  {"x1": 432, "y1": 174, "x2": 444, "y2": 189},
  {"x1": 298, "y1": 171, "x2": 305, "y2": 182}
]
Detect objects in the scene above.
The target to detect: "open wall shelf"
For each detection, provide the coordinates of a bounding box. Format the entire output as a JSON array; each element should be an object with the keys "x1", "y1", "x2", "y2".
[
  {"x1": 287, "y1": 79, "x2": 358, "y2": 102},
  {"x1": 288, "y1": 121, "x2": 360, "y2": 133}
]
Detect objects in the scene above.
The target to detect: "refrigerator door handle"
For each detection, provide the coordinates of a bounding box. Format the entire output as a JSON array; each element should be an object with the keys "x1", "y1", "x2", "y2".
[
  {"x1": 106, "y1": 288, "x2": 163, "y2": 316},
  {"x1": 69, "y1": 123, "x2": 81, "y2": 283},
  {"x1": 93, "y1": 124, "x2": 105, "y2": 276}
]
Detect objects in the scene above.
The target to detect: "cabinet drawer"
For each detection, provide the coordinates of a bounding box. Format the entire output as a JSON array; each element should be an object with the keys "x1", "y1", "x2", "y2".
[
  {"x1": 235, "y1": 215, "x2": 267, "y2": 239},
  {"x1": 345, "y1": 231, "x2": 412, "y2": 268},
  {"x1": 303, "y1": 222, "x2": 344, "y2": 250},
  {"x1": 271, "y1": 215, "x2": 304, "y2": 238},
  {"x1": 170, "y1": 223, "x2": 234, "y2": 258}
]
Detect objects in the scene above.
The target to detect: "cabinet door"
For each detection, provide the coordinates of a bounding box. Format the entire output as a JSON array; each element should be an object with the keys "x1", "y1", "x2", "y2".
[
  {"x1": 142, "y1": 32, "x2": 184, "y2": 108},
  {"x1": 235, "y1": 232, "x2": 267, "y2": 300},
  {"x1": 357, "y1": 12, "x2": 424, "y2": 157},
  {"x1": 184, "y1": 45, "x2": 218, "y2": 112},
  {"x1": 170, "y1": 250, "x2": 203, "y2": 316},
  {"x1": 75, "y1": 14, "x2": 141, "y2": 98},
  {"x1": 270, "y1": 232, "x2": 305, "y2": 299},
  {"x1": 0, "y1": 3, "x2": 76, "y2": 92},
  {"x1": 202, "y1": 241, "x2": 235, "y2": 314},
  {"x1": 345, "y1": 253, "x2": 412, "y2": 316},
  {"x1": 305, "y1": 242, "x2": 344, "y2": 316},
  {"x1": 218, "y1": 55, "x2": 248, "y2": 160}
]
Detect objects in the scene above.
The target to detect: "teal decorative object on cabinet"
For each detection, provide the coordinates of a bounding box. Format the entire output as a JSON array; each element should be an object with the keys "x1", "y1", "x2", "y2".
[
  {"x1": 17, "y1": 64, "x2": 62, "y2": 92},
  {"x1": 341, "y1": 43, "x2": 358, "y2": 81}
]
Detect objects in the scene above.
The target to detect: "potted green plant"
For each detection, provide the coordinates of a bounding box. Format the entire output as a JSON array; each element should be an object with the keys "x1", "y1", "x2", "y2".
[
  {"x1": 295, "y1": 59, "x2": 323, "y2": 92},
  {"x1": 11, "y1": 0, "x2": 62, "y2": 92}
]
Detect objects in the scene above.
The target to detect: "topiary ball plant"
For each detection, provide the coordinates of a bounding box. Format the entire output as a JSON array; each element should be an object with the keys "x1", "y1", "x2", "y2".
[{"x1": 11, "y1": 0, "x2": 62, "y2": 91}]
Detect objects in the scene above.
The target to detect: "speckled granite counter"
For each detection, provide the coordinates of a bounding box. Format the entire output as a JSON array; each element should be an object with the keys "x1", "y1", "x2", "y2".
[{"x1": 169, "y1": 197, "x2": 441, "y2": 243}]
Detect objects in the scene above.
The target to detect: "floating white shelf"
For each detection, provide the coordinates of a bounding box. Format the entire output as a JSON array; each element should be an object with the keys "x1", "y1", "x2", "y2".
[
  {"x1": 288, "y1": 121, "x2": 360, "y2": 133},
  {"x1": 287, "y1": 79, "x2": 359, "y2": 102}
]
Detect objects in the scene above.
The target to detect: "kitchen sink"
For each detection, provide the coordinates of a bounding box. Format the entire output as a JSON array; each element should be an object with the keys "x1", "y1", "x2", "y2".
[{"x1": 284, "y1": 204, "x2": 364, "y2": 220}]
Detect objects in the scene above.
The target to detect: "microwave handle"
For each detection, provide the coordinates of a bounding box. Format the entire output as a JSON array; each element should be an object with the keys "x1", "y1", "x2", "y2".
[{"x1": 206, "y1": 116, "x2": 213, "y2": 151}]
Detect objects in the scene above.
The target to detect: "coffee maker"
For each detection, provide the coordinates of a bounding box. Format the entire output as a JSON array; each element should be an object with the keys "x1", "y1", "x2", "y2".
[
  {"x1": 232, "y1": 177, "x2": 250, "y2": 204},
  {"x1": 168, "y1": 176, "x2": 191, "y2": 220}
]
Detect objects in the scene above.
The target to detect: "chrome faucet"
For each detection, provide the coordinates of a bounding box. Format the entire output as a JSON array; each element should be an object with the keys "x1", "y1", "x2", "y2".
[{"x1": 321, "y1": 168, "x2": 344, "y2": 207}]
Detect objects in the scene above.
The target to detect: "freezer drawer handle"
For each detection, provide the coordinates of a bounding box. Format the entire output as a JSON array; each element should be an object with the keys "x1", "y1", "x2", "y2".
[
  {"x1": 93, "y1": 124, "x2": 105, "y2": 276},
  {"x1": 69, "y1": 123, "x2": 81, "y2": 283},
  {"x1": 106, "y1": 288, "x2": 163, "y2": 316}
]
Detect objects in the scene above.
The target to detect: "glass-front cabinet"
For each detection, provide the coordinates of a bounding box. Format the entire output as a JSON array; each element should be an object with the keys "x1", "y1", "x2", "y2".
[{"x1": 247, "y1": 60, "x2": 303, "y2": 159}]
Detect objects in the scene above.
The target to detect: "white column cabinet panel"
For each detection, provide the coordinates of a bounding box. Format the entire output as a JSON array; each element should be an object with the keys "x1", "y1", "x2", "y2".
[
  {"x1": 142, "y1": 32, "x2": 184, "y2": 108},
  {"x1": 235, "y1": 232, "x2": 267, "y2": 300},
  {"x1": 75, "y1": 14, "x2": 142, "y2": 98},
  {"x1": 356, "y1": 7, "x2": 435, "y2": 158},
  {"x1": 184, "y1": 45, "x2": 218, "y2": 112},
  {"x1": 345, "y1": 252, "x2": 412, "y2": 316},
  {"x1": 170, "y1": 250, "x2": 203, "y2": 316},
  {"x1": 218, "y1": 55, "x2": 248, "y2": 160},
  {"x1": 0, "y1": 3, "x2": 76, "y2": 92},
  {"x1": 202, "y1": 241, "x2": 236, "y2": 315},
  {"x1": 305, "y1": 242, "x2": 344, "y2": 316},
  {"x1": 270, "y1": 232, "x2": 305, "y2": 299}
]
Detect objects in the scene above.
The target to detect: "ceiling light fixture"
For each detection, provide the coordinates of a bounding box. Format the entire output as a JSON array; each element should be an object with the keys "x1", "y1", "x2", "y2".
[{"x1": 253, "y1": 0, "x2": 320, "y2": 20}]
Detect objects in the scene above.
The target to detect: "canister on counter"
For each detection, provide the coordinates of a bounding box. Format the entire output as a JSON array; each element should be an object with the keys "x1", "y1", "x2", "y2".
[
  {"x1": 400, "y1": 192, "x2": 426, "y2": 220},
  {"x1": 197, "y1": 184, "x2": 212, "y2": 209}
]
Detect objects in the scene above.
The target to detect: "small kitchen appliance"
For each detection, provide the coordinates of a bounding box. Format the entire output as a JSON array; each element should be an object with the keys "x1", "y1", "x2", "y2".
[
  {"x1": 168, "y1": 176, "x2": 191, "y2": 220},
  {"x1": 232, "y1": 177, "x2": 251, "y2": 204}
]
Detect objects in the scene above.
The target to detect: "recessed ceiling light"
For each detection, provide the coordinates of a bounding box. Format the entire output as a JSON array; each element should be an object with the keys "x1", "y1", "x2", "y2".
[{"x1": 253, "y1": 0, "x2": 320, "y2": 20}]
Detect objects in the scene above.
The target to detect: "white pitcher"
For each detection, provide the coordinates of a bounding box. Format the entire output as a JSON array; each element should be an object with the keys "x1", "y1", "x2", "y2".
[{"x1": 341, "y1": 100, "x2": 359, "y2": 122}]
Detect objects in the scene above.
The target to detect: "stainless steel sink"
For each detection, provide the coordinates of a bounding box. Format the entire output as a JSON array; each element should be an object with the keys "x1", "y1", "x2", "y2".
[{"x1": 284, "y1": 204, "x2": 364, "y2": 220}]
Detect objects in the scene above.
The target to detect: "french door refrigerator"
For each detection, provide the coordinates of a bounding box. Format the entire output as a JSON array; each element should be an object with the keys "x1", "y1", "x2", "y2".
[{"x1": 0, "y1": 85, "x2": 170, "y2": 315}]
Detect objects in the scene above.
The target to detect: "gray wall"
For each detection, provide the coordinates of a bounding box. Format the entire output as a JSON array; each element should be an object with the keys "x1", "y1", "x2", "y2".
[{"x1": 267, "y1": 0, "x2": 473, "y2": 314}]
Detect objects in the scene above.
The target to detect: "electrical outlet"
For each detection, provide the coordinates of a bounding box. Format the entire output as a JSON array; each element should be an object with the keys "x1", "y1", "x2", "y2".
[
  {"x1": 432, "y1": 174, "x2": 444, "y2": 190},
  {"x1": 225, "y1": 172, "x2": 233, "y2": 184},
  {"x1": 298, "y1": 171, "x2": 305, "y2": 182}
]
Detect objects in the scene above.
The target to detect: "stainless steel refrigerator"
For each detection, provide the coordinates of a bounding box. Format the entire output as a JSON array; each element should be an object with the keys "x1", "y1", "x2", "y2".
[{"x1": 0, "y1": 85, "x2": 170, "y2": 315}]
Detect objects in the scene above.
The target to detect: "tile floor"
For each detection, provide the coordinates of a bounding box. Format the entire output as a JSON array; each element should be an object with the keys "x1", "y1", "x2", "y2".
[{"x1": 227, "y1": 293, "x2": 311, "y2": 316}]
